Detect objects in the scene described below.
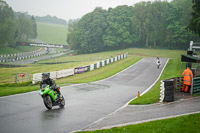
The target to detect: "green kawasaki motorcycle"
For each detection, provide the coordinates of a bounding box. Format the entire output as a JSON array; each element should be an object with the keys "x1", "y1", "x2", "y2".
[{"x1": 39, "y1": 84, "x2": 65, "y2": 110}]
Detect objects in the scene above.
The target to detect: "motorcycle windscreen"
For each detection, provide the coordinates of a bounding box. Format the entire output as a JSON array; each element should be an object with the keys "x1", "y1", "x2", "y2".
[{"x1": 41, "y1": 84, "x2": 48, "y2": 89}]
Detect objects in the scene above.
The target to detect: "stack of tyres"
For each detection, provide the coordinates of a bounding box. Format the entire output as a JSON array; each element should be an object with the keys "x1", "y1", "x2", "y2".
[{"x1": 163, "y1": 79, "x2": 174, "y2": 102}]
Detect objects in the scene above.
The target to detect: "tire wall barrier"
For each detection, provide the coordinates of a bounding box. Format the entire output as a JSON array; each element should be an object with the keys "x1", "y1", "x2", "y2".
[
  {"x1": 32, "y1": 53, "x2": 128, "y2": 84},
  {"x1": 160, "y1": 79, "x2": 175, "y2": 102}
]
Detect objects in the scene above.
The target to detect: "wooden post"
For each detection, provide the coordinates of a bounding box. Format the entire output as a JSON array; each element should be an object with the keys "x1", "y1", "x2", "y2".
[
  {"x1": 174, "y1": 78, "x2": 177, "y2": 91},
  {"x1": 180, "y1": 62, "x2": 182, "y2": 92}
]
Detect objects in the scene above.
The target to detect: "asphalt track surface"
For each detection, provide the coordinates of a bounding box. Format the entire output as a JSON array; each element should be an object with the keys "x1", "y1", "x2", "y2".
[
  {"x1": 0, "y1": 58, "x2": 168, "y2": 133},
  {"x1": 86, "y1": 97, "x2": 200, "y2": 130}
]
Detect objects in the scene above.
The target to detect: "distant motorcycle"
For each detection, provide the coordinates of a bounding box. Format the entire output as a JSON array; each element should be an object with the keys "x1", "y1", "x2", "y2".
[
  {"x1": 39, "y1": 84, "x2": 65, "y2": 110},
  {"x1": 157, "y1": 60, "x2": 161, "y2": 69}
]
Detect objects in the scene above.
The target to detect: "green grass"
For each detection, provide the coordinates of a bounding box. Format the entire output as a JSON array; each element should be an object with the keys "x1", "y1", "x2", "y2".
[
  {"x1": 38, "y1": 50, "x2": 122, "y2": 64},
  {"x1": 77, "y1": 113, "x2": 200, "y2": 133},
  {"x1": 0, "y1": 46, "x2": 39, "y2": 55},
  {"x1": 125, "y1": 48, "x2": 185, "y2": 58},
  {"x1": 0, "y1": 85, "x2": 38, "y2": 96},
  {"x1": 37, "y1": 22, "x2": 68, "y2": 44}
]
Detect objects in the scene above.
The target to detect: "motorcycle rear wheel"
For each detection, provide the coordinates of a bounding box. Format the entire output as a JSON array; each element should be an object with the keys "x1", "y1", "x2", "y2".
[{"x1": 44, "y1": 95, "x2": 52, "y2": 110}]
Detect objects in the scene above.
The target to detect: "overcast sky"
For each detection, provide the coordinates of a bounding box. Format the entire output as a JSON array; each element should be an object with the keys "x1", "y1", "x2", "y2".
[{"x1": 5, "y1": 0, "x2": 170, "y2": 21}]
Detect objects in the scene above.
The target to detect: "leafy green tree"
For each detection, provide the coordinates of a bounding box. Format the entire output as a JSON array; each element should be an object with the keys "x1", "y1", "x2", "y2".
[
  {"x1": 166, "y1": 1, "x2": 199, "y2": 49},
  {"x1": 188, "y1": 0, "x2": 200, "y2": 36},
  {"x1": 31, "y1": 16, "x2": 37, "y2": 38},
  {"x1": 132, "y1": 2, "x2": 153, "y2": 48},
  {"x1": 67, "y1": 7, "x2": 107, "y2": 54},
  {"x1": 0, "y1": 0, "x2": 16, "y2": 47},
  {"x1": 67, "y1": 22, "x2": 79, "y2": 53},
  {"x1": 103, "y1": 5, "x2": 134, "y2": 48},
  {"x1": 35, "y1": 15, "x2": 67, "y2": 25},
  {"x1": 67, "y1": 0, "x2": 200, "y2": 54},
  {"x1": 15, "y1": 13, "x2": 35, "y2": 41},
  {"x1": 148, "y1": 1, "x2": 169, "y2": 47}
]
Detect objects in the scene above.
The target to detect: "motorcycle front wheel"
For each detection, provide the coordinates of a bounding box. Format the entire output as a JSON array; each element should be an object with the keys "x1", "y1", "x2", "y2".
[
  {"x1": 59, "y1": 96, "x2": 65, "y2": 108},
  {"x1": 44, "y1": 95, "x2": 52, "y2": 110}
]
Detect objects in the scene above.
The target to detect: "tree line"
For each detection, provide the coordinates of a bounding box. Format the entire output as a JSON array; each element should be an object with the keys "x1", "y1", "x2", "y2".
[
  {"x1": 67, "y1": 0, "x2": 200, "y2": 54},
  {"x1": 35, "y1": 15, "x2": 81, "y2": 26},
  {"x1": 0, "y1": 0, "x2": 37, "y2": 48},
  {"x1": 187, "y1": 0, "x2": 200, "y2": 36},
  {"x1": 35, "y1": 15, "x2": 67, "y2": 25}
]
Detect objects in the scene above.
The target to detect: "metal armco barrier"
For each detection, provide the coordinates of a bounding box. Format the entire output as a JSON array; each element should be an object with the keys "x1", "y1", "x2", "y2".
[{"x1": 191, "y1": 77, "x2": 200, "y2": 95}]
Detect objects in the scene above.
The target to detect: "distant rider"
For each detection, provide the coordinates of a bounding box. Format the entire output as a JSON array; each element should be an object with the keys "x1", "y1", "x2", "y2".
[
  {"x1": 156, "y1": 57, "x2": 161, "y2": 68},
  {"x1": 40, "y1": 73, "x2": 62, "y2": 99}
]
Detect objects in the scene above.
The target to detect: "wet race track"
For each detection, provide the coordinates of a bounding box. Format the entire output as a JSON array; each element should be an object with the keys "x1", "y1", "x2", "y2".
[{"x1": 0, "y1": 58, "x2": 168, "y2": 133}]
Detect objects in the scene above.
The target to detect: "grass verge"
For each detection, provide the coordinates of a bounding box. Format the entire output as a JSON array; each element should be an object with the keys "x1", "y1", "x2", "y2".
[
  {"x1": 76, "y1": 113, "x2": 200, "y2": 133},
  {"x1": 0, "y1": 46, "x2": 39, "y2": 55}
]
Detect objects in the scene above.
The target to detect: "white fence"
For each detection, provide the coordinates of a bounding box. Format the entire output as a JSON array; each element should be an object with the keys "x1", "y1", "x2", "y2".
[
  {"x1": 32, "y1": 53, "x2": 128, "y2": 84},
  {"x1": 32, "y1": 69, "x2": 74, "y2": 84}
]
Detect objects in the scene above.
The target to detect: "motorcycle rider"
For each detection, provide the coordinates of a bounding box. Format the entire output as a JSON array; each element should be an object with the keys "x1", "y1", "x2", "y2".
[
  {"x1": 156, "y1": 57, "x2": 161, "y2": 68},
  {"x1": 40, "y1": 73, "x2": 62, "y2": 99}
]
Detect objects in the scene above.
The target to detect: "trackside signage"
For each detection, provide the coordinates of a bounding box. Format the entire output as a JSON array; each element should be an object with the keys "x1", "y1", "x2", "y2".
[{"x1": 75, "y1": 66, "x2": 88, "y2": 74}]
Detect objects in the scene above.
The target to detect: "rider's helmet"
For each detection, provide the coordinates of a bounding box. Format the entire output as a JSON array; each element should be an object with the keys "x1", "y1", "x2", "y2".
[{"x1": 42, "y1": 73, "x2": 50, "y2": 81}]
